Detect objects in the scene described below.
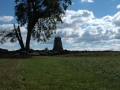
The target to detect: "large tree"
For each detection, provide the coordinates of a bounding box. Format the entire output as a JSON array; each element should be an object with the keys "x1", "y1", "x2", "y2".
[{"x1": 0, "y1": 0, "x2": 72, "y2": 51}]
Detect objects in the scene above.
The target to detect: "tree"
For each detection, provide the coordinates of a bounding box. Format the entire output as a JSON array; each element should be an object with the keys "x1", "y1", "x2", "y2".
[{"x1": 0, "y1": 0, "x2": 72, "y2": 51}]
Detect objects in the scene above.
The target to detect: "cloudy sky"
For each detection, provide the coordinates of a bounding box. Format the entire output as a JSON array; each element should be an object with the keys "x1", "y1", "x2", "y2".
[{"x1": 0, "y1": 0, "x2": 120, "y2": 51}]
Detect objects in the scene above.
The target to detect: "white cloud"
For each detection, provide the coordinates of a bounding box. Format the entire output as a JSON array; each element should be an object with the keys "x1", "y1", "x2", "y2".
[
  {"x1": 112, "y1": 11, "x2": 120, "y2": 27},
  {"x1": 0, "y1": 16, "x2": 14, "y2": 22},
  {"x1": 1, "y1": 10, "x2": 120, "y2": 51},
  {"x1": 50, "y1": 10, "x2": 120, "y2": 51},
  {"x1": 116, "y1": 4, "x2": 120, "y2": 9},
  {"x1": 80, "y1": 0, "x2": 94, "y2": 3},
  {"x1": 0, "y1": 24, "x2": 13, "y2": 30}
]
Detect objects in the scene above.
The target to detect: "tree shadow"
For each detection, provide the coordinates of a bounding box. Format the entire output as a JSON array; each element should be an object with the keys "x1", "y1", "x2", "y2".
[{"x1": 0, "y1": 54, "x2": 32, "y2": 59}]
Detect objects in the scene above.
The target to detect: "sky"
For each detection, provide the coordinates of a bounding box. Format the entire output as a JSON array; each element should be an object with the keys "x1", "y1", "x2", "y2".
[{"x1": 0, "y1": 0, "x2": 120, "y2": 51}]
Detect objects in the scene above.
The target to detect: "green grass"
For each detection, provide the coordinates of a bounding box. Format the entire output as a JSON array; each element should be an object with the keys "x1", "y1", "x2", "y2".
[{"x1": 0, "y1": 56, "x2": 120, "y2": 90}]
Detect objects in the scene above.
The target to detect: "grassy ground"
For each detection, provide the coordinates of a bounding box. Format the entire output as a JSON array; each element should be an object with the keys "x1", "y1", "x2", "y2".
[{"x1": 0, "y1": 55, "x2": 120, "y2": 90}]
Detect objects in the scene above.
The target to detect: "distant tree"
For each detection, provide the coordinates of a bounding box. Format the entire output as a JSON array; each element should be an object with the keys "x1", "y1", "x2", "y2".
[
  {"x1": 0, "y1": 0, "x2": 72, "y2": 51},
  {"x1": 44, "y1": 47, "x2": 49, "y2": 53}
]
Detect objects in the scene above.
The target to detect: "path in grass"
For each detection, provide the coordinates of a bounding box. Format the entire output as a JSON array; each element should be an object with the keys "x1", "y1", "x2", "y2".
[{"x1": 0, "y1": 56, "x2": 120, "y2": 90}]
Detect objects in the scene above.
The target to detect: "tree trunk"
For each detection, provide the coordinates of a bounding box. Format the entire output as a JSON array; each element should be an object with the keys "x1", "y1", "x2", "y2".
[
  {"x1": 18, "y1": 38, "x2": 25, "y2": 50},
  {"x1": 25, "y1": 30, "x2": 31, "y2": 52},
  {"x1": 17, "y1": 26, "x2": 25, "y2": 50},
  {"x1": 14, "y1": 25, "x2": 25, "y2": 50},
  {"x1": 25, "y1": 17, "x2": 38, "y2": 52},
  {"x1": 16, "y1": 33, "x2": 24, "y2": 50}
]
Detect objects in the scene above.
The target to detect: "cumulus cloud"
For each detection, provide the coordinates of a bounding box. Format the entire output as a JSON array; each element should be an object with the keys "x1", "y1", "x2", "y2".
[
  {"x1": 58, "y1": 10, "x2": 94, "y2": 30},
  {"x1": 0, "y1": 16, "x2": 14, "y2": 22},
  {"x1": 0, "y1": 24, "x2": 13, "y2": 30},
  {"x1": 80, "y1": 0, "x2": 94, "y2": 3},
  {"x1": 0, "y1": 24, "x2": 27, "y2": 33},
  {"x1": 1, "y1": 10, "x2": 120, "y2": 51},
  {"x1": 49, "y1": 10, "x2": 120, "y2": 51},
  {"x1": 116, "y1": 4, "x2": 120, "y2": 9},
  {"x1": 112, "y1": 12, "x2": 120, "y2": 27}
]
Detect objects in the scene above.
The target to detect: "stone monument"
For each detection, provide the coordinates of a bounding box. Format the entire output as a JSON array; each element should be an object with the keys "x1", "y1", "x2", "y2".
[{"x1": 53, "y1": 37, "x2": 63, "y2": 51}]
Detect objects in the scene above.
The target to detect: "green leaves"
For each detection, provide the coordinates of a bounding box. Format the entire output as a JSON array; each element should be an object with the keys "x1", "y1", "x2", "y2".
[
  {"x1": 0, "y1": 29, "x2": 17, "y2": 44},
  {"x1": 14, "y1": 0, "x2": 72, "y2": 27},
  {"x1": 31, "y1": 17, "x2": 57, "y2": 42},
  {"x1": 15, "y1": 3, "x2": 27, "y2": 26}
]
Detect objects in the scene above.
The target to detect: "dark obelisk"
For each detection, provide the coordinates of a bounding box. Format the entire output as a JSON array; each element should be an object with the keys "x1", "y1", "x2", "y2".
[{"x1": 53, "y1": 37, "x2": 63, "y2": 51}]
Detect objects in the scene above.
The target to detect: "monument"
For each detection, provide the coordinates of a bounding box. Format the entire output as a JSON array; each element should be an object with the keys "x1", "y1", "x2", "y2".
[{"x1": 53, "y1": 37, "x2": 63, "y2": 51}]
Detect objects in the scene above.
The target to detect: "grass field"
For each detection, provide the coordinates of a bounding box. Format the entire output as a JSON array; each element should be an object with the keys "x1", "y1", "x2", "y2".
[{"x1": 0, "y1": 55, "x2": 120, "y2": 90}]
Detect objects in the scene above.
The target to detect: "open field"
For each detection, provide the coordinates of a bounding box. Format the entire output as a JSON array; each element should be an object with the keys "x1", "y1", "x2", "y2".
[{"x1": 0, "y1": 54, "x2": 120, "y2": 90}]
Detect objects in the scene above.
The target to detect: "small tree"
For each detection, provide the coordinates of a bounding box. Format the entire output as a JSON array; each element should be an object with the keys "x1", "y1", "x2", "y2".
[
  {"x1": 0, "y1": 0, "x2": 72, "y2": 51},
  {"x1": 44, "y1": 47, "x2": 49, "y2": 51}
]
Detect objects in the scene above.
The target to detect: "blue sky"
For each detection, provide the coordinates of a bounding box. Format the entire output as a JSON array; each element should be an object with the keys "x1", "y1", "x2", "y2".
[{"x1": 0, "y1": 0, "x2": 120, "y2": 51}]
